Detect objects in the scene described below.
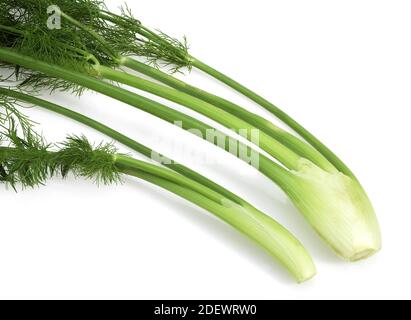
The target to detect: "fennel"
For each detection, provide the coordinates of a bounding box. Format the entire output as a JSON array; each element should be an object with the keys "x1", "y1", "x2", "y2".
[{"x1": 0, "y1": 0, "x2": 382, "y2": 261}]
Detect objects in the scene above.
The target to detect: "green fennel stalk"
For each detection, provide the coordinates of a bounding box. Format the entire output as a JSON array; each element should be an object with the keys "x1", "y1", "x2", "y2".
[
  {"x1": 0, "y1": 47, "x2": 298, "y2": 187},
  {"x1": 98, "y1": 65, "x2": 335, "y2": 172},
  {"x1": 0, "y1": 0, "x2": 354, "y2": 176},
  {"x1": 0, "y1": 0, "x2": 335, "y2": 172},
  {"x1": 0, "y1": 23, "x2": 306, "y2": 171},
  {"x1": 0, "y1": 125, "x2": 316, "y2": 282},
  {"x1": 0, "y1": 86, "x2": 251, "y2": 205},
  {"x1": 101, "y1": 8, "x2": 354, "y2": 177}
]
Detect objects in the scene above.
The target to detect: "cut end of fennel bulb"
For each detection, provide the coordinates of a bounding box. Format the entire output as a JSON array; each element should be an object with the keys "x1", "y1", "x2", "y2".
[{"x1": 286, "y1": 159, "x2": 381, "y2": 262}]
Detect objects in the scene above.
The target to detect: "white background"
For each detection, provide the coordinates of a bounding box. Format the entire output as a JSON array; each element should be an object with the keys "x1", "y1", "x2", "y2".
[{"x1": 1, "y1": 0, "x2": 410, "y2": 299}]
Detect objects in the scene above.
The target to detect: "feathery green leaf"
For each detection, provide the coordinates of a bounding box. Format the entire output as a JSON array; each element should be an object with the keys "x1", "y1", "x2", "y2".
[{"x1": 0, "y1": 127, "x2": 120, "y2": 189}]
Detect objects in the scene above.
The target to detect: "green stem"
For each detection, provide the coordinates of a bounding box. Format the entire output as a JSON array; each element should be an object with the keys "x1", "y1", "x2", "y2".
[
  {"x1": 8, "y1": 9, "x2": 333, "y2": 172},
  {"x1": 0, "y1": 25, "x2": 25, "y2": 35},
  {"x1": 115, "y1": 154, "x2": 226, "y2": 204},
  {"x1": 120, "y1": 57, "x2": 336, "y2": 173},
  {"x1": 0, "y1": 49, "x2": 241, "y2": 162},
  {"x1": 115, "y1": 156, "x2": 316, "y2": 283},
  {"x1": 0, "y1": 143, "x2": 317, "y2": 282},
  {"x1": 98, "y1": 64, "x2": 308, "y2": 171},
  {"x1": 190, "y1": 58, "x2": 356, "y2": 179},
  {"x1": 0, "y1": 50, "x2": 292, "y2": 191},
  {"x1": 59, "y1": 10, "x2": 118, "y2": 60},
  {"x1": 0, "y1": 87, "x2": 247, "y2": 206},
  {"x1": 98, "y1": 10, "x2": 351, "y2": 176}
]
